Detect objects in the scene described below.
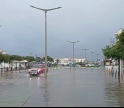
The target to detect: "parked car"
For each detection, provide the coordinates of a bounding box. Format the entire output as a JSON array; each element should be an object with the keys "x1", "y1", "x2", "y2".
[{"x1": 28, "y1": 64, "x2": 48, "y2": 76}]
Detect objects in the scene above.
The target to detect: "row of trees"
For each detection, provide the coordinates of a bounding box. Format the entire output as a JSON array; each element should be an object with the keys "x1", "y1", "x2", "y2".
[
  {"x1": 0, "y1": 54, "x2": 54, "y2": 63},
  {"x1": 102, "y1": 29, "x2": 124, "y2": 75}
]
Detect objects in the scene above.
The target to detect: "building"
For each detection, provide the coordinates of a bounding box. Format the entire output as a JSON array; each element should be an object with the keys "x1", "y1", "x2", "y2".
[
  {"x1": 114, "y1": 28, "x2": 124, "y2": 36},
  {"x1": 54, "y1": 58, "x2": 85, "y2": 65},
  {"x1": 0, "y1": 49, "x2": 7, "y2": 55}
]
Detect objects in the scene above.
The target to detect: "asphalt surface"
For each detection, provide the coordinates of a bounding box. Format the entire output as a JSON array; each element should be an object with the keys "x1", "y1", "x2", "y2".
[{"x1": 0, "y1": 67, "x2": 123, "y2": 107}]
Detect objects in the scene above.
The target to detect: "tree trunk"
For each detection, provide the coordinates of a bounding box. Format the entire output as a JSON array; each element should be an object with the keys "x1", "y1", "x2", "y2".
[{"x1": 118, "y1": 59, "x2": 120, "y2": 78}]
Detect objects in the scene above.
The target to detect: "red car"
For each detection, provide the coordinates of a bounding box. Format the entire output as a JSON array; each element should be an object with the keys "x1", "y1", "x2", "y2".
[{"x1": 28, "y1": 64, "x2": 48, "y2": 76}]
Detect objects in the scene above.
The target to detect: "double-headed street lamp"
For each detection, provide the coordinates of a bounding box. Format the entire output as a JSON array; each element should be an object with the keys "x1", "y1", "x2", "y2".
[
  {"x1": 30, "y1": 5, "x2": 62, "y2": 77},
  {"x1": 68, "y1": 41, "x2": 79, "y2": 64},
  {"x1": 82, "y1": 49, "x2": 88, "y2": 62}
]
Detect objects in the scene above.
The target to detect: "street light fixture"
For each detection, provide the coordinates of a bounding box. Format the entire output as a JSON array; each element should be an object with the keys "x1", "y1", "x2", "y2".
[
  {"x1": 30, "y1": 5, "x2": 62, "y2": 77},
  {"x1": 68, "y1": 41, "x2": 79, "y2": 65}
]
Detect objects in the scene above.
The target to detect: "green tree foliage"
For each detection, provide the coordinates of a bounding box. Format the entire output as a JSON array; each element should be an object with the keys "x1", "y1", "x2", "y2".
[
  {"x1": 103, "y1": 31, "x2": 124, "y2": 60},
  {"x1": 102, "y1": 45, "x2": 112, "y2": 59},
  {"x1": 41, "y1": 56, "x2": 54, "y2": 62},
  {"x1": 3, "y1": 54, "x2": 10, "y2": 63},
  {"x1": 10, "y1": 55, "x2": 23, "y2": 61},
  {"x1": 116, "y1": 31, "x2": 124, "y2": 59},
  {"x1": 0, "y1": 54, "x2": 4, "y2": 63},
  {"x1": 0, "y1": 53, "x2": 54, "y2": 63},
  {"x1": 0, "y1": 54, "x2": 10, "y2": 63},
  {"x1": 23, "y1": 56, "x2": 36, "y2": 62},
  {"x1": 102, "y1": 30, "x2": 124, "y2": 75}
]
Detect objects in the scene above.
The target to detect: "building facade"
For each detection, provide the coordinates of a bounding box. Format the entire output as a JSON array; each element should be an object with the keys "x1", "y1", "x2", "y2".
[
  {"x1": 54, "y1": 58, "x2": 85, "y2": 65},
  {"x1": 0, "y1": 49, "x2": 7, "y2": 55}
]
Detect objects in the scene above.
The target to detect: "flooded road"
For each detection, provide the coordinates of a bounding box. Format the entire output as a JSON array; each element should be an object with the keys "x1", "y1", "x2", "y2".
[{"x1": 0, "y1": 68, "x2": 124, "y2": 107}]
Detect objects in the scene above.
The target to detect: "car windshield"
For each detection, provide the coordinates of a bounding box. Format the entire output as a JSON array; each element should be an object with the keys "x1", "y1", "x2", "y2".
[{"x1": 32, "y1": 64, "x2": 43, "y2": 68}]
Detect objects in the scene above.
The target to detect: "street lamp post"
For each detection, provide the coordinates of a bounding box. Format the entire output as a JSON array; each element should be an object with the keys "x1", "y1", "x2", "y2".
[
  {"x1": 91, "y1": 51, "x2": 94, "y2": 64},
  {"x1": 82, "y1": 49, "x2": 88, "y2": 62},
  {"x1": 68, "y1": 41, "x2": 79, "y2": 65},
  {"x1": 96, "y1": 54, "x2": 99, "y2": 62},
  {"x1": 30, "y1": 5, "x2": 62, "y2": 77}
]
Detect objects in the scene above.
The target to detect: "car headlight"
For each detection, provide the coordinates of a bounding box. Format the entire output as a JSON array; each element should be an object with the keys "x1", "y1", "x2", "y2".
[{"x1": 37, "y1": 69, "x2": 40, "y2": 72}]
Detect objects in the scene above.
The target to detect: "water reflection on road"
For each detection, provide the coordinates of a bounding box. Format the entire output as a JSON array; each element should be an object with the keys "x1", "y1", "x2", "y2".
[
  {"x1": 104, "y1": 69, "x2": 124, "y2": 107},
  {"x1": 37, "y1": 76, "x2": 50, "y2": 107},
  {"x1": 41, "y1": 68, "x2": 124, "y2": 107},
  {"x1": 27, "y1": 68, "x2": 124, "y2": 107},
  {"x1": 1, "y1": 68, "x2": 124, "y2": 107}
]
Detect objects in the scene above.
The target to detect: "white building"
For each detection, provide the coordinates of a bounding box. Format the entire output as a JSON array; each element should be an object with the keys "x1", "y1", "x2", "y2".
[
  {"x1": 0, "y1": 49, "x2": 7, "y2": 55},
  {"x1": 54, "y1": 58, "x2": 85, "y2": 65},
  {"x1": 114, "y1": 28, "x2": 124, "y2": 35}
]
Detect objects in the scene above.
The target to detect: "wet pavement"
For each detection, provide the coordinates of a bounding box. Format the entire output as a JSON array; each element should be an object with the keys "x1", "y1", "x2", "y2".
[{"x1": 0, "y1": 67, "x2": 124, "y2": 107}]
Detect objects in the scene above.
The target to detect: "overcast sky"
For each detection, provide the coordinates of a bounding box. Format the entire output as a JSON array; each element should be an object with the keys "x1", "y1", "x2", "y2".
[{"x1": 0, "y1": 0, "x2": 124, "y2": 61}]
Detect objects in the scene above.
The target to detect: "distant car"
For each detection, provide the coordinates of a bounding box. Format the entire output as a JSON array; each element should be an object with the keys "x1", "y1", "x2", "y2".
[
  {"x1": 81, "y1": 64, "x2": 86, "y2": 67},
  {"x1": 28, "y1": 64, "x2": 48, "y2": 76}
]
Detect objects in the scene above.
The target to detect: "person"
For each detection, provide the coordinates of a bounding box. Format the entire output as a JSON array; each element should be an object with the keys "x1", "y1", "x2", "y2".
[
  {"x1": 6, "y1": 67, "x2": 8, "y2": 71},
  {"x1": 19, "y1": 64, "x2": 21, "y2": 70},
  {"x1": 69, "y1": 62, "x2": 72, "y2": 70}
]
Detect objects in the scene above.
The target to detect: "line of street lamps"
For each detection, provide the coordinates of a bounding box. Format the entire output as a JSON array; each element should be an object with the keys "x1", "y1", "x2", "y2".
[{"x1": 30, "y1": 5, "x2": 101, "y2": 76}]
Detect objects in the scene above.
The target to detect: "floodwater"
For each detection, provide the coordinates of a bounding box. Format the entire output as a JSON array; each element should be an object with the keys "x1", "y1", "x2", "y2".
[{"x1": 0, "y1": 68, "x2": 124, "y2": 107}]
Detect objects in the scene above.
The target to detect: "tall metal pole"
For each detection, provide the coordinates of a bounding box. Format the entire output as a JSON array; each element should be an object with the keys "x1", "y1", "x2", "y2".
[
  {"x1": 96, "y1": 54, "x2": 99, "y2": 62},
  {"x1": 68, "y1": 41, "x2": 79, "y2": 65},
  {"x1": 82, "y1": 49, "x2": 88, "y2": 61},
  {"x1": 73, "y1": 42, "x2": 74, "y2": 64},
  {"x1": 30, "y1": 5, "x2": 62, "y2": 77},
  {"x1": 91, "y1": 51, "x2": 94, "y2": 64},
  {"x1": 45, "y1": 10, "x2": 47, "y2": 77}
]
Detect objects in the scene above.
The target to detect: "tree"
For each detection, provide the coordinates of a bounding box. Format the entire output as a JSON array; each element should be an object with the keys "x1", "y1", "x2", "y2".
[
  {"x1": 0, "y1": 54, "x2": 4, "y2": 63},
  {"x1": 102, "y1": 30, "x2": 124, "y2": 76},
  {"x1": 41, "y1": 56, "x2": 54, "y2": 62},
  {"x1": 102, "y1": 45, "x2": 112, "y2": 59},
  {"x1": 56, "y1": 59, "x2": 59, "y2": 67},
  {"x1": 3, "y1": 54, "x2": 10, "y2": 63},
  {"x1": 56, "y1": 59, "x2": 59, "y2": 64},
  {"x1": 24, "y1": 56, "x2": 36, "y2": 62}
]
